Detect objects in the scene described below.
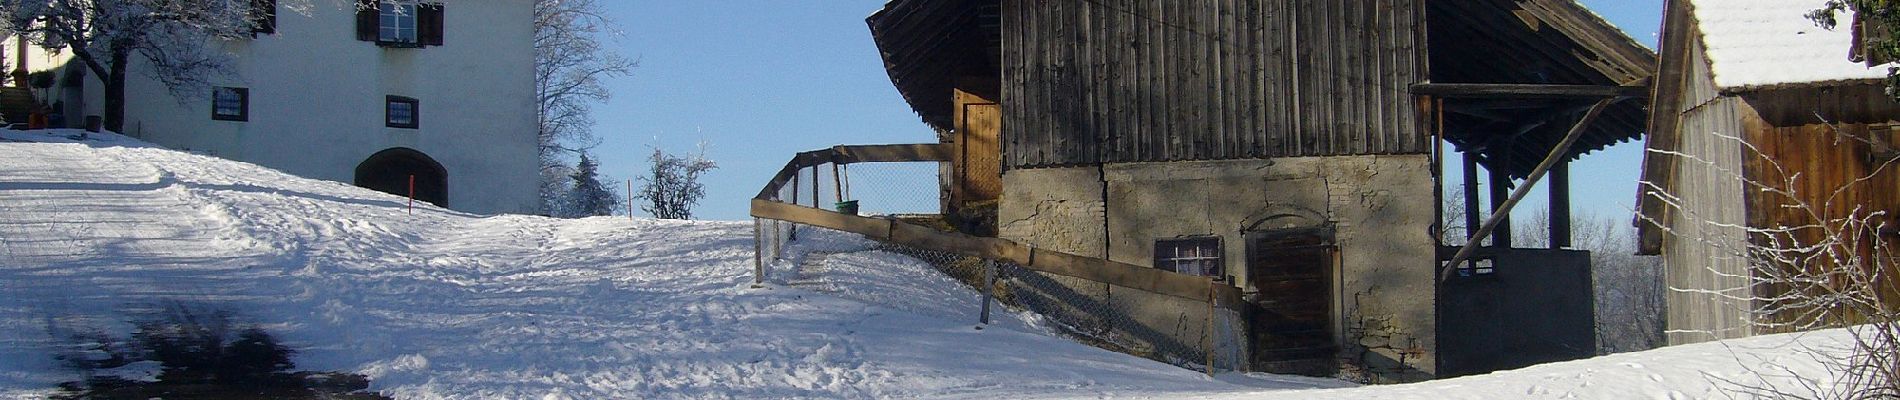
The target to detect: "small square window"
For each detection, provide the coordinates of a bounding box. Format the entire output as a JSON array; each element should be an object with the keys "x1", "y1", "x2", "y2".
[
  {"x1": 1156, "y1": 237, "x2": 1224, "y2": 279},
  {"x1": 386, "y1": 96, "x2": 418, "y2": 129},
  {"x1": 212, "y1": 87, "x2": 248, "y2": 121}
]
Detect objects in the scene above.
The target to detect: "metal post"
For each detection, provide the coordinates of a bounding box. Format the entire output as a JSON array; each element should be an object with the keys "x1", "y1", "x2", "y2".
[
  {"x1": 979, "y1": 260, "x2": 995, "y2": 328},
  {"x1": 752, "y1": 218, "x2": 765, "y2": 288}
]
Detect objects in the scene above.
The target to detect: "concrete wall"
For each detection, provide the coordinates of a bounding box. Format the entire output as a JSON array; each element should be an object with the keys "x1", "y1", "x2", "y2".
[
  {"x1": 63, "y1": 0, "x2": 538, "y2": 215},
  {"x1": 998, "y1": 155, "x2": 1438, "y2": 381}
]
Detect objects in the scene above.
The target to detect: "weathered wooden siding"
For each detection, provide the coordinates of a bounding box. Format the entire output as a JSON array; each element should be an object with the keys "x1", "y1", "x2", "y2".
[
  {"x1": 1738, "y1": 87, "x2": 1900, "y2": 335},
  {"x1": 1660, "y1": 41, "x2": 1753, "y2": 344},
  {"x1": 998, "y1": 0, "x2": 1429, "y2": 169},
  {"x1": 1660, "y1": 41, "x2": 1754, "y2": 345}
]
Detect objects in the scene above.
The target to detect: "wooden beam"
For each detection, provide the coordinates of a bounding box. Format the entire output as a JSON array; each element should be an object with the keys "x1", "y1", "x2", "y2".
[
  {"x1": 1550, "y1": 162, "x2": 1573, "y2": 249},
  {"x1": 1410, "y1": 83, "x2": 1648, "y2": 99},
  {"x1": 1463, "y1": 151, "x2": 1483, "y2": 248},
  {"x1": 1489, "y1": 154, "x2": 1513, "y2": 249},
  {"x1": 1440, "y1": 98, "x2": 1617, "y2": 283}
]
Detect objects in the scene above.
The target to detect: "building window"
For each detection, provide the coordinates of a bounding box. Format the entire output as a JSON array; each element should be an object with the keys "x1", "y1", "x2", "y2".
[
  {"x1": 1155, "y1": 237, "x2": 1223, "y2": 279},
  {"x1": 357, "y1": 0, "x2": 444, "y2": 47},
  {"x1": 212, "y1": 87, "x2": 249, "y2": 121},
  {"x1": 251, "y1": 0, "x2": 278, "y2": 35},
  {"x1": 386, "y1": 96, "x2": 418, "y2": 129},
  {"x1": 379, "y1": 0, "x2": 417, "y2": 44}
]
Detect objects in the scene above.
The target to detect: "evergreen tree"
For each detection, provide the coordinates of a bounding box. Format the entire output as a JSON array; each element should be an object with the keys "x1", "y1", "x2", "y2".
[{"x1": 564, "y1": 153, "x2": 620, "y2": 217}]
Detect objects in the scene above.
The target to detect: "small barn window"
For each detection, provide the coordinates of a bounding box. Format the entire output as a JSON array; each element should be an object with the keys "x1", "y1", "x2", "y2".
[
  {"x1": 1156, "y1": 237, "x2": 1223, "y2": 279},
  {"x1": 386, "y1": 96, "x2": 418, "y2": 129},
  {"x1": 212, "y1": 87, "x2": 248, "y2": 121}
]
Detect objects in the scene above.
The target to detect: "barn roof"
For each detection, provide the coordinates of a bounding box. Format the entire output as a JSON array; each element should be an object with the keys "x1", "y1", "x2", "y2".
[
  {"x1": 866, "y1": 0, "x2": 999, "y2": 133},
  {"x1": 1689, "y1": 0, "x2": 1890, "y2": 92},
  {"x1": 866, "y1": 0, "x2": 1654, "y2": 178},
  {"x1": 1426, "y1": 0, "x2": 1657, "y2": 180}
]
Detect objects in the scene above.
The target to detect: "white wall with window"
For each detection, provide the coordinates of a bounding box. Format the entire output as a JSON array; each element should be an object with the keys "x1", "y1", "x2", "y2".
[{"x1": 89, "y1": 0, "x2": 538, "y2": 215}]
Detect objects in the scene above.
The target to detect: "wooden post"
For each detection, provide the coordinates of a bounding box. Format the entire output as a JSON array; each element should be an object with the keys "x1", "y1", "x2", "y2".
[
  {"x1": 788, "y1": 171, "x2": 800, "y2": 240},
  {"x1": 752, "y1": 218, "x2": 765, "y2": 288},
  {"x1": 832, "y1": 162, "x2": 844, "y2": 204},
  {"x1": 1488, "y1": 156, "x2": 1513, "y2": 249},
  {"x1": 407, "y1": 175, "x2": 415, "y2": 215},
  {"x1": 1462, "y1": 152, "x2": 1482, "y2": 247},
  {"x1": 812, "y1": 165, "x2": 821, "y2": 208},
  {"x1": 1440, "y1": 99, "x2": 1616, "y2": 282},
  {"x1": 627, "y1": 179, "x2": 635, "y2": 220},
  {"x1": 1205, "y1": 278, "x2": 1217, "y2": 377},
  {"x1": 1550, "y1": 162, "x2": 1572, "y2": 249}
]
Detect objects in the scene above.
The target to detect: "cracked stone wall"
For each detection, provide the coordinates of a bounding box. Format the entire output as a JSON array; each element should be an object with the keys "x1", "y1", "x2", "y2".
[{"x1": 998, "y1": 155, "x2": 1437, "y2": 381}]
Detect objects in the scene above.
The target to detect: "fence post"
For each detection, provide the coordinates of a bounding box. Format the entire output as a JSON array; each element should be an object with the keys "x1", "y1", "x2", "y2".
[
  {"x1": 788, "y1": 170, "x2": 800, "y2": 240},
  {"x1": 752, "y1": 218, "x2": 765, "y2": 288},
  {"x1": 627, "y1": 179, "x2": 635, "y2": 220},
  {"x1": 1205, "y1": 279, "x2": 1216, "y2": 377},
  {"x1": 979, "y1": 259, "x2": 996, "y2": 328}
]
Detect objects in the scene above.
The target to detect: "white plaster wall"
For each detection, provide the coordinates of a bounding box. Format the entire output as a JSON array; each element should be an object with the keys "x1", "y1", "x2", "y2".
[{"x1": 88, "y1": 0, "x2": 538, "y2": 215}]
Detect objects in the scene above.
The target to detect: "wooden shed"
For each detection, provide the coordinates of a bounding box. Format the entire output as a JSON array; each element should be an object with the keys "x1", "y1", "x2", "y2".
[
  {"x1": 1638, "y1": 0, "x2": 1900, "y2": 345},
  {"x1": 868, "y1": 0, "x2": 1653, "y2": 380}
]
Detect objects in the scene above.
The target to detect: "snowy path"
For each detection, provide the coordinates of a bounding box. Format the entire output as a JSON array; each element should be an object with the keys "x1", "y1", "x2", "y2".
[{"x1": 0, "y1": 130, "x2": 1862, "y2": 399}]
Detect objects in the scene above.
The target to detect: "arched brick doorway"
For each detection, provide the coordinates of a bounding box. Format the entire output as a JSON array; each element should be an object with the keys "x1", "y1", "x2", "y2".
[{"x1": 355, "y1": 148, "x2": 447, "y2": 207}]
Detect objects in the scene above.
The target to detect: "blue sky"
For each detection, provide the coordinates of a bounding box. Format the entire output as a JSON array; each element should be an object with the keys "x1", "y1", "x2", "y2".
[{"x1": 591, "y1": 0, "x2": 1666, "y2": 222}]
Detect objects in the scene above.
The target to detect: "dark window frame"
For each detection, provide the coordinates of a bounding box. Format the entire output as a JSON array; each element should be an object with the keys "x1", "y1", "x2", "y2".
[
  {"x1": 357, "y1": 0, "x2": 444, "y2": 47},
  {"x1": 212, "y1": 87, "x2": 249, "y2": 122},
  {"x1": 250, "y1": 0, "x2": 278, "y2": 35},
  {"x1": 1154, "y1": 236, "x2": 1224, "y2": 279},
  {"x1": 385, "y1": 95, "x2": 419, "y2": 129}
]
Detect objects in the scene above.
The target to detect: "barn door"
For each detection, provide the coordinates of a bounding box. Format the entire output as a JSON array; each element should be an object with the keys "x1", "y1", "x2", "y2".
[
  {"x1": 955, "y1": 96, "x2": 1002, "y2": 205},
  {"x1": 949, "y1": 87, "x2": 1001, "y2": 235},
  {"x1": 1245, "y1": 230, "x2": 1337, "y2": 373}
]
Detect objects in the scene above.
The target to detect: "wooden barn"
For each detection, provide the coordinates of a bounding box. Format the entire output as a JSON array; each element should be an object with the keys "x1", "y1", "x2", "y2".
[
  {"x1": 1638, "y1": 0, "x2": 1900, "y2": 344},
  {"x1": 862, "y1": 0, "x2": 1654, "y2": 380}
]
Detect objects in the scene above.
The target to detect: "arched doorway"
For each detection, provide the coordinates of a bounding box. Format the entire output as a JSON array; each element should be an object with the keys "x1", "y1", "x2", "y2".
[{"x1": 355, "y1": 148, "x2": 447, "y2": 207}]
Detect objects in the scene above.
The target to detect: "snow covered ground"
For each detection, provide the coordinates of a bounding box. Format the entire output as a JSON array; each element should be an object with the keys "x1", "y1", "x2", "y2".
[{"x1": 0, "y1": 130, "x2": 1861, "y2": 399}]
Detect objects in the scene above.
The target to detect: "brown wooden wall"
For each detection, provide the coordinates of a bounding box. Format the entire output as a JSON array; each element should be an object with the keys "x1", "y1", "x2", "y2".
[
  {"x1": 998, "y1": 0, "x2": 1430, "y2": 169},
  {"x1": 1739, "y1": 94, "x2": 1900, "y2": 331}
]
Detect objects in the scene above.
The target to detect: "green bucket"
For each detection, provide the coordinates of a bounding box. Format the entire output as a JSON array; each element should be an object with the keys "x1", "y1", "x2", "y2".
[{"x1": 835, "y1": 200, "x2": 860, "y2": 215}]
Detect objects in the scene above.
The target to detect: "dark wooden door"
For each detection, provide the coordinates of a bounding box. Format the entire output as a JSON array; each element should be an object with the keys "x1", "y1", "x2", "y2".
[{"x1": 1246, "y1": 232, "x2": 1336, "y2": 370}]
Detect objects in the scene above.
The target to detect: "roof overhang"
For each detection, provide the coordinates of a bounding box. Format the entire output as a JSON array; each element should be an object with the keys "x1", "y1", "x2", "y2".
[{"x1": 867, "y1": 0, "x2": 1000, "y2": 132}]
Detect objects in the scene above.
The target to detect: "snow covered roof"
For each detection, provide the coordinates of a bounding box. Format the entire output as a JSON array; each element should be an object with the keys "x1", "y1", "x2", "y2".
[{"x1": 1691, "y1": 0, "x2": 1892, "y2": 91}]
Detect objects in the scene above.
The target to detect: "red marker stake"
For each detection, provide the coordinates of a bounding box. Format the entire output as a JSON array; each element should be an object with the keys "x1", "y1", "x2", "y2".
[{"x1": 408, "y1": 175, "x2": 415, "y2": 215}]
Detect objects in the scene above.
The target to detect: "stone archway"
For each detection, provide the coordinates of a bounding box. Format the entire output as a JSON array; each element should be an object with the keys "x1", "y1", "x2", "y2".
[{"x1": 355, "y1": 148, "x2": 447, "y2": 207}]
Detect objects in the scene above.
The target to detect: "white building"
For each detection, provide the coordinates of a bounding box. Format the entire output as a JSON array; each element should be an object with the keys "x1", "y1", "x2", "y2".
[{"x1": 27, "y1": 0, "x2": 538, "y2": 215}]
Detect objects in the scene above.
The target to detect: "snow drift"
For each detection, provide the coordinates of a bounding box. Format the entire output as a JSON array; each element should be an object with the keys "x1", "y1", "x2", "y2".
[{"x1": 0, "y1": 129, "x2": 1860, "y2": 399}]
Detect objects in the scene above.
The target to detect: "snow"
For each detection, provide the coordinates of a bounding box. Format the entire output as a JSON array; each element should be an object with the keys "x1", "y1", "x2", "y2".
[
  {"x1": 1691, "y1": 0, "x2": 1893, "y2": 91},
  {"x1": 0, "y1": 129, "x2": 1867, "y2": 399}
]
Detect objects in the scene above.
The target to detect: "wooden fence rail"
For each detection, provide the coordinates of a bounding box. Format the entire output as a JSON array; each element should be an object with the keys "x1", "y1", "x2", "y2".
[{"x1": 750, "y1": 144, "x2": 1244, "y2": 305}]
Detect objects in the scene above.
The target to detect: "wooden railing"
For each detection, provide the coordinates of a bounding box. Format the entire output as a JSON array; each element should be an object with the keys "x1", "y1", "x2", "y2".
[{"x1": 750, "y1": 144, "x2": 1244, "y2": 305}]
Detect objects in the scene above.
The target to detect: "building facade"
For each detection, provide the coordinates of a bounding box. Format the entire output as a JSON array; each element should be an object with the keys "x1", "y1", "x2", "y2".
[
  {"x1": 28, "y1": 0, "x2": 537, "y2": 215},
  {"x1": 868, "y1": 0, "x2": 1653, "y2": 381},
  {"x1": 1639, "y1": 0, "x2": 1900, "y2": 344}
]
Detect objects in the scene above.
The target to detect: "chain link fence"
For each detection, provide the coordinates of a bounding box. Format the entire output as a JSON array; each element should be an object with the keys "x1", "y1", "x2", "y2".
[{"x1": 756, "y1": 159, "x2": 1249, "y2": 374}]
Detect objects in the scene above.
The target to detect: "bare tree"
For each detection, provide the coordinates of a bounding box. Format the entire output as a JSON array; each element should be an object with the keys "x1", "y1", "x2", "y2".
[
  {"x1": 0, "y1": 0, "x2": 274, "y2": 132},
  {"x1": 634, "y1": 144, "x2": 714, "y2": 220},
  {"x1": 535, "y1": 0, "x2": 633, "y2": 214},
  {"x1": 1643, "y1": 128, "x2": 1899, "y2": 398}
]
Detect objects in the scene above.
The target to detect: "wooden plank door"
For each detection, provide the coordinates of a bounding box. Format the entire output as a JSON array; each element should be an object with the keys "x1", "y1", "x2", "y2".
[
  {"x1": 1246, "y1": 232, "x2": 1337, "y2": 370},
  {"x1": 954, "y1": 89, "x2": 1002, "y2": 206}
]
